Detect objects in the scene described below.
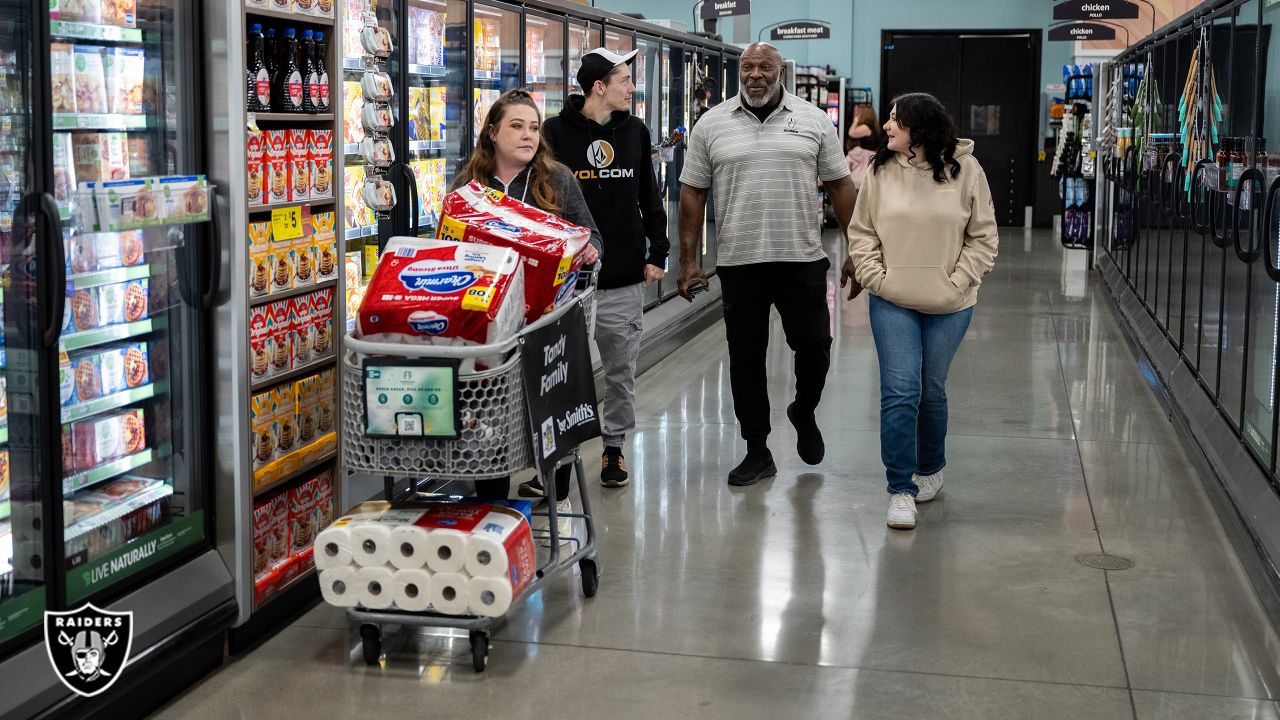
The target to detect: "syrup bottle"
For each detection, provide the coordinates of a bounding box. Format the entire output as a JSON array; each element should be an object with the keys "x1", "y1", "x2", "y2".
[{"x1": 276, "y1": 28, "x2": 305, "y2": 113}]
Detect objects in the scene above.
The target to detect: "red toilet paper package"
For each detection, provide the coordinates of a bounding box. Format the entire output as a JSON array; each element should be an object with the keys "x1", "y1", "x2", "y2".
[
  {"x1": 356, "y1": 236, "x2": 525, "y2": 346},
  {"x1": 438, "y1": 180, "x2": 591, "y2": 323}
]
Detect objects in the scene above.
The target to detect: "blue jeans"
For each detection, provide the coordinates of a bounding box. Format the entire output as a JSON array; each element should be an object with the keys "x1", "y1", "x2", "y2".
[{"x1": 868, "y1": 295, "x2": 973, "y2": 496}]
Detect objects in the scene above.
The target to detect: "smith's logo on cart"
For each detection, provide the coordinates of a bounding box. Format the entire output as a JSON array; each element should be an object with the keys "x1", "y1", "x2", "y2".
[
  {"x1": 399, "y1": 263, "x2": 478, "y2": 293},
  {"x1": 578, "y1": 140, "x2": 635, "y2": 180},
  {"x1": 44, "y1": 605, "x2": 134, "y2": 698},
  {"x1": 557, "y1": 403, "x2": 597, "y2": 433}
]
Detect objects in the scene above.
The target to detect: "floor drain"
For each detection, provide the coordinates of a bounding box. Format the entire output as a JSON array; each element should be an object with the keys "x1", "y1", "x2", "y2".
[{"x1": 1075, "y1": 553, "x2": 1135, "y2": 571}]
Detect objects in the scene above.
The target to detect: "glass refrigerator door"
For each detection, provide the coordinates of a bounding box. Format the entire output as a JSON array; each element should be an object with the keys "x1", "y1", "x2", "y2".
[
  {"x1": 472, "y1": 2, "x2": 519, "y2": 147},
  {"x1": 567, "y1": 21, "x2": 600, "y2": 95},
  {"x1": 659, "y1": 44, "x2": 687, "y2": 302},
  {"x1": 525, "y1": 13, "x2": 564, "y2": 120},
  {"x1": 405, "y1": 0, "x2": 459, "y2": 238},
  {"x1": 51, "y1": 0, "x2": 210, "y2": 605},
  {"x1": 0, "y1": 0, "x2": 45, "y2": 648},
  {"x1": 604, "y1": 29, "x2": 633, "y2": 59}
]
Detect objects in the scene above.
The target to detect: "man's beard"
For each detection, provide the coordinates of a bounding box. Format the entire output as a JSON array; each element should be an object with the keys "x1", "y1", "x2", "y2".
[{"x1": 741, "y1": 78, "x2": 781, "y2": 108}]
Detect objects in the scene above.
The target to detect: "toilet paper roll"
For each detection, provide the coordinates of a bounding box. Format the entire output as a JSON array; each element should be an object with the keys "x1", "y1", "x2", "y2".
[
  {"x1": 464, "y1": 534, "x2": 510, "y2": 579},
  {"x1": 314, "y1": 525, "x2": 355, "y2": 570},
  {"x1": 357, "y1": 565, "x2": 397, "y2": 610},
  {"x1": 319, "y1": 567, "x2": 361, "y2": 608},
  {"x1": 351, "y1": 524, "x2": 394, "y2": 567},
  {"x1": 391, "y1": 568, "x2": 433, "y2": 612},
  {"x1": 388, "y1": 526, "x2": 432, "y2": 570},
  {"x1": 467, "y1": 576, "x2": 514, "y2": 618},
  {"x1": 428, "y1": 572, "x2": 471, "y2": 616},
  {"x1": 423, "y1": 529, "x2": 467, "y2": 574}
]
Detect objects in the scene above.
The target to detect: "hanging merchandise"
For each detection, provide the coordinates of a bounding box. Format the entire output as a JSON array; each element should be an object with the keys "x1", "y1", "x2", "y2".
[
  {"x1": 1178, "y1": 27, "x2": 1223, "y2": 196},
  {"x1": 358, "y1": 6, "x2": 397, "y2": 221},
  {"x1": 1129, "y1": 52, "x2": 1163, "y2": 182}
]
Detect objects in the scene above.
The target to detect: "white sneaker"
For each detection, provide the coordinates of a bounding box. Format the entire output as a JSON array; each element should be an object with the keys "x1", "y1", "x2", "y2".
[
  {"x1": 554, "y1": 498, "x2": 573, "y2": 541},
  {"x1": 915, "y1": 471, "x2": 944, "y2": 502},
  {"x1": 886, "y1": 493, "x2": 917, "y2": 529}
]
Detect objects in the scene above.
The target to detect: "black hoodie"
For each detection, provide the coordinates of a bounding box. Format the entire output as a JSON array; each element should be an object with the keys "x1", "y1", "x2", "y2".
[{"x1": 542, "y1": 95, "x2": 669, "y2": 290}]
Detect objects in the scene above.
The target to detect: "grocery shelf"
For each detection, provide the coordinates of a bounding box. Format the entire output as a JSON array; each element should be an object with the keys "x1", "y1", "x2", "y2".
[
  {"x1": 61, "y1": 382, "x2": 165, "y2": 425},
  {"x1": 409, "y1": 64, "x2": 448, "y2": 78},
  {"x1": 474, "y1": 70, "x2": 500, "y2": 81},
  {"x1": 248, "y1": 196, "x2": 335, "y2": 212},
  {"x1": 49, "y1": 20, "x2": 144, "y2": 43},
  {"x1": 71, "y1": 264, "x2": 152, "y2": 291},
  {"x1": 253, "y1": 448, "x2": 336, "y2": 499},
  {"x1": 255, "y1": 560, "x2": 316, "y2": 610},
  {"x1": 53, "y1": 113, "x2": 147, "y2": 131},
  {"x1": 525, "y1": 74, "x2": 547, "y2": 85},
  {"x1": 250, "y1": 352, "x2": 335, "y2": 394},
  {"x1": 342, "y1": 57, "x2": 365, "y2": 71},
  {"x1": 61, "y1": 317, "x2": 158, "y2": 353},
  {"x1": 345, "y1": 224, "x2": 377, "y2": 240},
  {"x1": 0, "y1": 500, "x2": 8, "y2": 521},
  {"x1": 64, "y1": 483, "x2": 173, "y2": 542},
  {"x1": 250, "y1": 112, "x2": 335, "y2": 123},
  {"x1": 251, "y1": 279, "x2": 337, "y2": 307},
  {"x1": 409, "y1": 139, "x2": 446, "y2": 152},
  {"x1": 63, "y1": 447, "x2": 157, "y2": 495},
  {"x1": 244, "y1": 6, "x2": 335, "y2": 26},
  {"x1": 344, "y1": 143, "x2": 360, "y2": 155}
]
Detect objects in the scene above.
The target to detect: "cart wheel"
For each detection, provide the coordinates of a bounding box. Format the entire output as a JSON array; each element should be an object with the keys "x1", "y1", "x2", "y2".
[
  {"x1": 360, "y1": 624, "x2": 382, "y2": 666},
  {"x1": 580, "y1": 558, "x2": 599, "y2": 598},
  {"x1": 469, "y1": 630, "x2": 489, "y2": 673}
]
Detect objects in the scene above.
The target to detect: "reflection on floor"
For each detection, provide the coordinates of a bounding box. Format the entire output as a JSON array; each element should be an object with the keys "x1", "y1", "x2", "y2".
[{"x1": 154, "y1": 229, "x2": 1280, "y2": 719}]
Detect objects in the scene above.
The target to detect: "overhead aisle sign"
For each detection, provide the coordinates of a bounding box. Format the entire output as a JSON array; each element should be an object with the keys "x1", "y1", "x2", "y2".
[
  {"x1": 770, "y1": 21, "x2": 831, "y2": 41},
  {"x1": 701, "y1": 0, "x2": 750, "y2": 19},
  {"x1": 1049, "y1": 23, "x2": 1118, "y2": 41},
  {"x1": 1053, "y1": 1, "x2": 1140, "y2": 20}
]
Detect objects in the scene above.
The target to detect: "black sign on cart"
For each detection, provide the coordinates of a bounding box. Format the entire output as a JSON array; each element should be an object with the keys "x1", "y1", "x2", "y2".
[{"x1": 520, "y1": 302, "x2": 601, "y2": 481}]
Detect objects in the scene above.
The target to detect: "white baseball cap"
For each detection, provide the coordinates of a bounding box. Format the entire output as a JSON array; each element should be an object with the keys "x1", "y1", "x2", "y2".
[{"x1": 577, "y1": 47, "x2": 639, "y2": 90}]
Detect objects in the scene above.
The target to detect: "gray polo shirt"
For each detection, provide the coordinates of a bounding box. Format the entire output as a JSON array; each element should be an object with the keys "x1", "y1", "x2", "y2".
[{"x1": 680, "y1": 90, "x2": 849, "y2": 267}]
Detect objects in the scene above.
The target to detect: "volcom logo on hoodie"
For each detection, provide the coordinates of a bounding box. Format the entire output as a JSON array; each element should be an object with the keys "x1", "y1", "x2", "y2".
[{"x1": 577, "y1": 140, "x2": 635, "y2": 180}]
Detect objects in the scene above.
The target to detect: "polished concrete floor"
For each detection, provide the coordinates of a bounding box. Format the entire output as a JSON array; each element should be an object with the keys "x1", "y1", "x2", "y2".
[{"x1": 155, "y1": 229, "x2": 1280, "y2": 719}]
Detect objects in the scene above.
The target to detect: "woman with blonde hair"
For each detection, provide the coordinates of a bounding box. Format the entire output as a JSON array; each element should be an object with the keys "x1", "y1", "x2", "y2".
[
  {"x1": 840, "y1": 92, "x2": 999, "y2": 530},
  {"x1": 451, "y1": 88, "x2": 602, "y2": 530},
  {"x1": 845, "y1": 104, "x2": 880, "y2": 199}
]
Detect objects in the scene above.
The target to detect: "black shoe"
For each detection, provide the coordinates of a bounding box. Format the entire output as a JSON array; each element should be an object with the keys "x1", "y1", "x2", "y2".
[
  {"x1": 728, "y1": 447, "x2": 777, "y2": 486},
  {"x1": 600, "y1": 447, "x2": 630, "y2": 487},
  {"x1": 517, "y1": 477, "x2": 545, "y2": 498},
  {"x1": 787, "y1": 402, "x2": 824, "y2": 465}
]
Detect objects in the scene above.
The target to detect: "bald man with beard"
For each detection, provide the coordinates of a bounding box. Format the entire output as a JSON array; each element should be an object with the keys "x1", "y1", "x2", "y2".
[{"x1": 677, "y1": 43, "x2": 858, "y2": 487}]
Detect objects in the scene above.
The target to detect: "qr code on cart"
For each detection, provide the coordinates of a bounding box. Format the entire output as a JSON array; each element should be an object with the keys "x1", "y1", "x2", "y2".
[{"x1": 540, "y1": 416, "x2": 556, "y2": 459}]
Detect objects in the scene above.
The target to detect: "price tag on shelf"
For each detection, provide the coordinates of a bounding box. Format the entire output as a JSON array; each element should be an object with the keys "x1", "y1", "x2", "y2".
[{"x1": 272, "y1": 206, "x2": 303, "y2": 241}]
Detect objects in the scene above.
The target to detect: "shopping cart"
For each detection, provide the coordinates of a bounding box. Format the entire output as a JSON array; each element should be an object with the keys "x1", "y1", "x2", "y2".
[{"x1": 339, "y1": 282, "x2": 600, "y2": 671}]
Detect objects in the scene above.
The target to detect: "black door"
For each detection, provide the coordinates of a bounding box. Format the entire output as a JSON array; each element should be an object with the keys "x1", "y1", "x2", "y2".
[{"x1": 881, "y1": 31, "x2": 1040, "y2": 226}]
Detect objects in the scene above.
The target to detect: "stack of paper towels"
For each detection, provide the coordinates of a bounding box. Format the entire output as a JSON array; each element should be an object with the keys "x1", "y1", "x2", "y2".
[{"x1": 313, "y1": 500, "x2": 536, "y2": 618}]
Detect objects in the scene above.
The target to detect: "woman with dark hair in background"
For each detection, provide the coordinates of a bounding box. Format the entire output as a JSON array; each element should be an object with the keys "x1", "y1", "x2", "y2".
[
  {"x1": 845, "y1": 104, "x2": 880, "y2": 200},
  {"x1": 450, "y1": 88, "x2": 602, "y2": 537},
  {"x1": 840, "y1": 92, "x2": 1000, "y2": 530}
]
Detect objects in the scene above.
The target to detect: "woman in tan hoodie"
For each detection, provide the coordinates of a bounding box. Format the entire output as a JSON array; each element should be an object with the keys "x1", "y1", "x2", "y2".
[{"x1": 840, "y1": 93, "x2": 999, "y2": 530}]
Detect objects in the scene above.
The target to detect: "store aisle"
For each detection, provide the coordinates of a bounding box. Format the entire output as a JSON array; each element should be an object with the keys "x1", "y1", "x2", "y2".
[{"x1": 153, "y1": 229, "x2": 1280, "y2": 719}]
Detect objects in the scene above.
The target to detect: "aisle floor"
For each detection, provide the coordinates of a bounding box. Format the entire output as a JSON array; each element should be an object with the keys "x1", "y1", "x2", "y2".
[{"x1": 156, "y1": 229, "x2": 1280, "y2": 719}]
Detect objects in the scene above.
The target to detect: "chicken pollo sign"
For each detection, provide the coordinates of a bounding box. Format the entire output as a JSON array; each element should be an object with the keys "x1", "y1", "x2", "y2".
[{"x1": 44, "y1": 605, "x2": 134, "y2": 697}]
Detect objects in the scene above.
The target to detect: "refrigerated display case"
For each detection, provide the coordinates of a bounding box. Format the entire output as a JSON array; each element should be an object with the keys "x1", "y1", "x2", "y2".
[
  {"x1": 406, "y1": 0, "x2": 462, "y2": 238},
  {"x1": 472, "y1": 2, "x2": 519, "y2": 145},
  {"x1": 343, "y1": 0, "x2": 394, "y2": 277},
  {"x1": 526, "y1": 12, "x2": 564, "y2": 119},
  {"x1": 568, "y1": 19, "x2": 600, "y2": 93}
]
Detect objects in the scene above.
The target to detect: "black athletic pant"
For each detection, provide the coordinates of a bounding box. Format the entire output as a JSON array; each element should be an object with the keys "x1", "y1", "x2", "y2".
[
  {"x1": 474, "y1": 464, "x2": 572, "y2": 502},
  {"x1": 716, "y1": 258, "x2": 833, "y2": 447}
]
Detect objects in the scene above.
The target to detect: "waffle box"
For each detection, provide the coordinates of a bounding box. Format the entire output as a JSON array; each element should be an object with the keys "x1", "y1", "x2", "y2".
[
  {"x1": 247, "y1": 131, "x2": 268, "y2": 206},
  {"x1": 253, "y1": 498, "x2": 274, "y2": 579},
  {"x1": 309, "y1": 129, "x2": 333, "y2": 199},
  {"x1": 265, "y1": 130, "x2": 290, "y2": 205},
  {"x1": 312, "y1": 211, "x2": 339, "y2": 282},
  {"x1": 287, "y1": 129, "x2": 310, "y2": 202},
  {"x1": 250, "y1": 390, "x2": 276, "y2": 485}
]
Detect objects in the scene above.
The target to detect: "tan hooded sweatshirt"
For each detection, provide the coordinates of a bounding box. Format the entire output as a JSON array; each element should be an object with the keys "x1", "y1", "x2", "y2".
[{"x1": 847, "y1": 139, "x2": 999, "y2": 314}]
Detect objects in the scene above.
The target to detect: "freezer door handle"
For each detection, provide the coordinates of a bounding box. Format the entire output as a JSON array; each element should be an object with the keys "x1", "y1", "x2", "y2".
[
  {"x1": 203, "y1": 190, "x2": 224, "y2": 309},
  {"x1": 39, "y1": 192, "x2": 65, "y2": 349},
  {"x1": 402, "y1": 163, "x2": 420, "y2": 237}
]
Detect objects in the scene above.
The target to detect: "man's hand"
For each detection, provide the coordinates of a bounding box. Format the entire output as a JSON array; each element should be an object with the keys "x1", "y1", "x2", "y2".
[
  {"x1": 644, "y1": 263, "x2": 665, "y2": 286},
  {"x1": 678, "y1": 260, "x2": 709, "y2": 302},
  {"x1": 840, "y1": 255, "x2": 863, "y2": 301},
  {"x1": 580, "y1": 244, "x2": 600, "y2": 265}
]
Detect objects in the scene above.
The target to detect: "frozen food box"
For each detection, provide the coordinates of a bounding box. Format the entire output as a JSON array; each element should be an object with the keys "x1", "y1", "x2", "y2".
[
  {"x1": 159, "y1": 175, "x2": 209, "y2": 222},
  {"x1": 247, "y1": 132, "x2": 268, "y2": 206},
  {"x1": 53, "y1": 131, "x2": 76, "y2": 216},
  {"x1": 73, "y1": 132, "x2": 129, "y2": 182},
  {"x1": 94, "y1": 177, "x2": 159, "y2": 230},
  {"x1": 249, "y1": 303, "x2": 272, "y2": 382},
  {"x1": 56, "y1": 0, "x2": 103, "y2": 23},
  {"x1": 97, "y1": 278, "x2": 148, "y2": 326},
  {"x1": 126, "y1": 137, "x2": 149, "y2": 178},
  {"x1": 70, "y1": 409, "x2": 145, "y2": 472},
  {"x1": 343, "y1": 81, "x2": 365, "y2": 145},
  {"x1": 73, "y1": 45, "x2": 109, "y2": 115},
  {"x1": 253, "y1": 499, "x2": 274, "y2": 578},
  {"x1": 105, "y1": 47, "x2": 145, "y2": 115},
  {"x1": 249, "y1": 221, "x2": 272, "y2": 298},
  {"x1": 102, "y1": 0, "x2": 137, "y2": 28},
  {"x1": 343, "y1": 164, "x2": 367, "y2": 229},
  {"x1": 312, "y1": 211, "x2": 338, "y2": 282},
  {"x1": 287, "y1": 129, "x2": 310, "y2": 203},
  {"x1": 51, "y1": 43, "x2": 77, "y2": 113},
  {"x1": 68, "y1": 287, "x2": 100, "y2": 333},
  {"x1": 428, "y1": 87, "x2": 447, "y2": 142},
  {"x1": 95, "y1": 230, "x2": 144, "y2": 270},
  {"x1": 408, "y1": 87, "x2": 430, "y2": 141}
]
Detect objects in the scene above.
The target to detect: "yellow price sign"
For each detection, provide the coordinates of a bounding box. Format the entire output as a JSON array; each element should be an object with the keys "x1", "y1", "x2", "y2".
[{"x1": 271, "y1": 206, "x2": 303, "y2": 241}]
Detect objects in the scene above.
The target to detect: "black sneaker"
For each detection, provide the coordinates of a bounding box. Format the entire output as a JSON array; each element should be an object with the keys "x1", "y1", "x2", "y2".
[
  {"x1": 787, "y1": 402, "x2": 824, "y2": 465},
  {"x1": 728, "y1": 447, "x2": 777, "y2": 486},
  {"x1": 600, "y1": 447, "x2": 630, "y2": 487},
  {"x1": 517, "y1": 477, "x2": 545, "y2": 498}
]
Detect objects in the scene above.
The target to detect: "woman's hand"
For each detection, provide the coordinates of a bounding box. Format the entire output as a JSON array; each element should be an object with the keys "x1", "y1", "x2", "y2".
[
  {"x1": 840, "y1": 255, "x2": 863, "y2": 300},
  {"x1": 580, "y1": 244, "x2": 600, "y2": 265}
]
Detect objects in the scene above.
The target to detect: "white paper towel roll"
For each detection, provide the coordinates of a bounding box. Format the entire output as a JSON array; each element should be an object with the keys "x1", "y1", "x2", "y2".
[
  {"x1": 314, "y1": 525, "x2": 355, "y2": 570},
  {"x1": 391, "y1": 568, "x2": 433, "y2": 612},
  {"x1": 428, "y1": 572, "x2": 471, "y2": 615},
  {"x1": 319, "y1": 567, "x2": 361, "y2": 608},
  {"x1": 467, "y1": 576, "x2": 515, "y2": 618},
  {"x1": 464, "y1": 534, "x2": 509, "y2": 579},
  {"x1": 388, "y1": 526, "x2": 432, "y2": 570},
  {"x1": 357, "y1": 566, "x2": 397, "y2": 609},
  {"x1": 351, "y1": 524, "x2": 394, "y2": 567},
  {"x1": 424, "y1": 529, "x2": 467, "y2": 574}
]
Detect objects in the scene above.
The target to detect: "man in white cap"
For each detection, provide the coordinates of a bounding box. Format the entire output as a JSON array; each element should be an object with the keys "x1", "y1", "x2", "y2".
[{"x1": 538, "y1": 48, "x2": 669, "y2": 490}]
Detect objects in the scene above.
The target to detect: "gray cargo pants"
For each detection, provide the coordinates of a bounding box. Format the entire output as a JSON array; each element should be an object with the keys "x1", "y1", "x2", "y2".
[{"x1": 594, "y1": 283, "x2": 644, "y2": 449}]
